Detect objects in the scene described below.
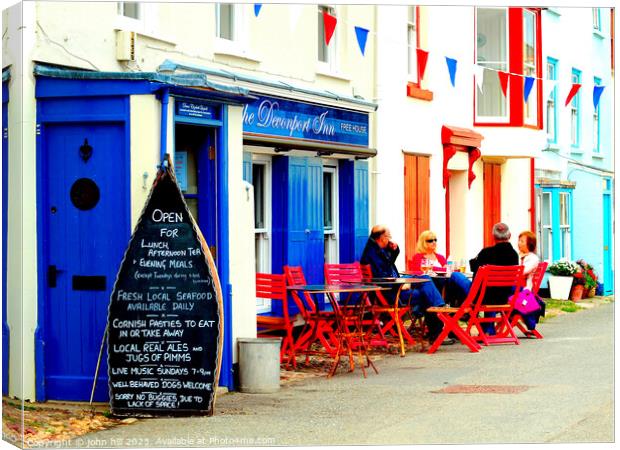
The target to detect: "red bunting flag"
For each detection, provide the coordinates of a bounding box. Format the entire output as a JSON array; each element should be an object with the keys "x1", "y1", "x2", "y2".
[
  {"x1": 322, "y1": 11, "x2": 337, "y2": 46},
  {"x1": 498, "y1": 71, "x2": 509, "y2": 97},
  {"x1": 416, "y1": 48, "x2": 429, "y2": 81},
  {"x1": 565, "y1": 83, "x2": 581, "y2": 106}
]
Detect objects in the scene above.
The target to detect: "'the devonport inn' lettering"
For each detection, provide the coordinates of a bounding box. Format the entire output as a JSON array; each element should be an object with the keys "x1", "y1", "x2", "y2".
[{"x1": 242, "y1": 95, "x2": 369, "y2": 147}]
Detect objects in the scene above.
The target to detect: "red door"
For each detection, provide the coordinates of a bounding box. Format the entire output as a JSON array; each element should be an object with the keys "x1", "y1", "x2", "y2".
[
  {"x1": 404, "y1": 154, "x2": 430, "y2": 269},
  {"x1": 483, "y1": 163, "x2": 502, "y2": 247}
]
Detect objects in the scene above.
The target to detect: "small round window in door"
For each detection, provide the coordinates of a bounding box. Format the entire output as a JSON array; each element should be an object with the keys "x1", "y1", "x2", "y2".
[{"x1": 70, "y1": 178, "x2": 100, "y2": 210}]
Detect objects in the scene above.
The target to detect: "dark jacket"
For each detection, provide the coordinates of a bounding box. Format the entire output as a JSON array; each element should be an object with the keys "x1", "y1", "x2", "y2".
[
  {"x1": 360, "y1": 238, "x2": 400, "y2": 278},
  {"x1": 470, "y1": 241, "x2": 519, "y2": 305}
]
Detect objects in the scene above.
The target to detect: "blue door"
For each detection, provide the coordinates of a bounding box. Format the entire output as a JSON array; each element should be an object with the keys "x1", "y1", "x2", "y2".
[
  {"x1": 602, "y1": 191, "x2": 613, "y2": 294},
  {"x1": 42, "y1": 123, "x2": 128, "y2": 401}
]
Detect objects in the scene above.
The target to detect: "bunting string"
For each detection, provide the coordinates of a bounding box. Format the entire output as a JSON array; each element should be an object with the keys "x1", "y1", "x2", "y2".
[{"x1": 248, "y1": 4, "x2": 606, "y2": 107}]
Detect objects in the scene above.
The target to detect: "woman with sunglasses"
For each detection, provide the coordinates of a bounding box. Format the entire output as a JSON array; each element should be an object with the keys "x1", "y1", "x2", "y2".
[{"x1": 409, "y1": 230, "x2": 447, "y2": 272}]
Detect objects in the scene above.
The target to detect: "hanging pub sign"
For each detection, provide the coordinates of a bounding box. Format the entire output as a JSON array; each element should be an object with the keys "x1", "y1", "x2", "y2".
[{"x1": 107, "y1": 156, "x2": 223, "y2": 417}]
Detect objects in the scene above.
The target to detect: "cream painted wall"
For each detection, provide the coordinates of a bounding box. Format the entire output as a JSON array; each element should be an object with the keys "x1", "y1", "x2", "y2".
[
  {"x1": 226, "y1": 105, "x2": 257, "y2": 364},
  {"x1": 130, "y1": 95, "x2": 162, "y2": 227},
  {"x1": 4, "y1": 1, "x2": 37, "y2": 401}
]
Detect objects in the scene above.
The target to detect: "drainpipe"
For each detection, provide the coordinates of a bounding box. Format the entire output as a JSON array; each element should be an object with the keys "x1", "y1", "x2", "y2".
[{"x1": 159, "y1": 87, "x2": 170, "y2": 166}]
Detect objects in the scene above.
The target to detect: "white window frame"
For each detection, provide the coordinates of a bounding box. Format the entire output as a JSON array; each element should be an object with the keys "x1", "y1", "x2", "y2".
[
  {"x1": 593, "y1": 8, "x2": 601, "y2": 31},
  {"x1": 252, "y1": 154, "x2": 272, "y2": 313},
  {"x1": 523, "y1": 9, "x2": 538, "y2": 126},
  {"x1": 214, "y1": 3, "x2": 252, "y2": 57},
  {"x1": 407, "y1": 6, "x2": 418, "y2": 83},
  {"x1": 593, "y1": 77, "x2": 601, "y2": 153},
  {"x1": 559, "y1": 192, "x2": 571, "y2": 260},
  {"x1": 537, "y1": 191, "x2": 553, "y2": 262},
  {"x1": 475, "y1": 7, "x2": 510, "y2": 123},
  {"x1": 570, "y1": 70, "x2": 580, "y2": 148},
  {"x1": 546, "y1": 59, "x2": 558, "y2": 144},
  {"x1": 317, "y1": 5, "x2": 338, "y2": 73},
  {"x1": 115, "y1": 2, "x2": 156, "y2": 35},
  {"x1": 323, "y1": 163, "x2": 339, "y2": 265}
]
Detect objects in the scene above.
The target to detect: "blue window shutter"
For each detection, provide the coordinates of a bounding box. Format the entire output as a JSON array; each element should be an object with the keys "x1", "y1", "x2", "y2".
[
  {"x1": 242, "y1": 151, "x2": 252, "y2": 183},
  {"x1": 305, "y1": 157, "x2": 324, "y2": 284},
  {"x1": 354, "y1": 160, "x2": 369, "y2": 260},
  {"x1": 338, "y1": 160, "x2": 355, "y2": 262}
]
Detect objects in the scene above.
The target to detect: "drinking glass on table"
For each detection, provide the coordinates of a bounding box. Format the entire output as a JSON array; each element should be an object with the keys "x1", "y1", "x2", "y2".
[{"x1": 421, "y1": 257, "x2": 432, "y2": 275}]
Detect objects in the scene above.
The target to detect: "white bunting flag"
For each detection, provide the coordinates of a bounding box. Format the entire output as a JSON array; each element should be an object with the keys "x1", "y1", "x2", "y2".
[
  {"x1": 472, "y1": 64, "x2": 485, "y2": 93},
  {"x1": 543, "y1": 79, "x2": 558, "y2": 102}
]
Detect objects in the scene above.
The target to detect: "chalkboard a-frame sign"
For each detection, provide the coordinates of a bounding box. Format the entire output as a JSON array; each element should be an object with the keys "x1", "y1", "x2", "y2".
[{"x1": 107, "y1": 158, "x2": 223, "y2": 417}]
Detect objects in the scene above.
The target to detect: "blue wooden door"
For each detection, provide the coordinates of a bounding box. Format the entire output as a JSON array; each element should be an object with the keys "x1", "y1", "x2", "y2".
[
  {"x1": 602, "y1": 192, "x2": 613, "y2": 294},
  {"x1": 305, "y1": 158, "x2": 324, "y2": 284},
  {"x1": 43, "y1": 123, "x2": 128, "y2": 401}
]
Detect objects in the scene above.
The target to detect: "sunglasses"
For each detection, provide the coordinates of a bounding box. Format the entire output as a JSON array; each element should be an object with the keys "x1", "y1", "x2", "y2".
[{"x1": 425, "y1": 239, "x2": 437, "y2": 243}]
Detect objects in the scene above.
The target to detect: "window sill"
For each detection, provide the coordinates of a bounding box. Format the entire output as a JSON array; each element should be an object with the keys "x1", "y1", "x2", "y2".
[
  {"x1": 592, "y1": 29, "x2": 606, "y2": 39},
  {"x1": 546, "y1": 7, "x2": 562, "y2": 16},
  {"x1": 214, "y1": 39, "x2": 261, "y2": 64},
  {"x1": 315, "y1": 65, "x2": 351, "y2": 82},
  {"x1": 114, "y1": 27, "x2": 177, "y2": 47},
  {"x1": 406, "y1": 83, "x2": 434, "y2": 101},
  {"x1": 545, "y1": 143, "x2": 560, "y2": 152},
  {"x1": 570, "y1": 148, "x2": 583, "y2": 155},
  {"x1": 591, "y1": 152, "x2": 604, "y2": 159}
]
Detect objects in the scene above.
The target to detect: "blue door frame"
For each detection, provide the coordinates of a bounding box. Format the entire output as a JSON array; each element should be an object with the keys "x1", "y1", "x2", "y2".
[
  {"x1": 2, "y1": 74, "x2": 10, "y2": 396},
  {"x1": 33, "y1": 75, "x2": 237, "y2": 400},
  {"x1": 173, "y1": 103, "x2": 233, "y2": 390}
]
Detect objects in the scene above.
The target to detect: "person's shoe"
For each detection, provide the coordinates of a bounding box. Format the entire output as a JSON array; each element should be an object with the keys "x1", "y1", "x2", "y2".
[{"x1": 441, "y1": 337, "x2": 456, "y2": 346}]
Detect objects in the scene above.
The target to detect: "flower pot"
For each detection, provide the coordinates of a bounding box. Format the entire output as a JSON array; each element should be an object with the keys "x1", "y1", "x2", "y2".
[
  {"x1": 570, "y1": 284, "x2": 584, "y2": 302},
  {"x1": 583, "y1": 287, "x2": 596, "y2": 299},
  {"x1": 548, "y1": 275, "x2": 574, "y2": 300}
]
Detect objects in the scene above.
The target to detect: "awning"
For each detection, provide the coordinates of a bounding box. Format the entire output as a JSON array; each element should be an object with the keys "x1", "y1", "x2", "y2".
[
  {"x1": 33, "y1": 64, "x2": 257, "y2": 104},
  {"x1": 441, "y1": 125, "x2": 484, "y2": 189}
]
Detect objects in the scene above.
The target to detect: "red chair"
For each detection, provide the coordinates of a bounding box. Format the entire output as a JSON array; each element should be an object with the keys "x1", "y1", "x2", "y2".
[
  {"x1": 256, "y1": 273, "x2": 296, "y2": 368},
  {"x1": 324, "y1": 263, "x2": 388, "y2": 350},
  {"x1": 426, "y1": 267, "x2": 487, "y2": 354},
  {"x1": 466, "y1": 265, "x2": 524, "y2": 346},
  {"x1": 510, "y1": 261, "x2": 548, "y2": 339},
  {"x1": 360, "y1": 264, "x2": 416, "y2": 356},
  {"x1": 283, "y1": 266, "x2": 339, "y2": 359}
]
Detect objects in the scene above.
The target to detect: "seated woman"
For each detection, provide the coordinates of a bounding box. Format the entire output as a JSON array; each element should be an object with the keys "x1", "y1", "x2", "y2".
[
  {"x1": 360, "y1": 225, "x2": 454, "y2": 345},
  {"x1": 409, "y1": 230, "x2": 447, "y2": 272},
  {"x1": 518, "y1": 230, "x2": 540, "y2": 290},
  {"x1": 516, "y1": 230, "x2": 543, "y2": 332}
]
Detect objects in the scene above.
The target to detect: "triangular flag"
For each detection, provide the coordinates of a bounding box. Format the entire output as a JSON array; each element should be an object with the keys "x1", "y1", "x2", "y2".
[
  {"x1": 254, "y1": 4, "x2": 262, "y2": 17},
  {"x1": 445, "y1": 57, "x2": 457, "y2": 87},
  {"x1": 354, "y1": 26, "x2": 369, "y2": 56},
  {"x1": 473, "y1": 64, "x2": 485, "y2": 93},
  {"x1": 593, "y1": 85, "x2": 605, "y2": 109},
  {"x1": 322, "y1": 11, "x2": 337, "y2": 46},
  {"x1": 498, "y1": 71, "x2": 509, "y2": 97},
  {"x1": 289, "y1": 5, "x2": 303, "y2": 31},
  {"x1": 564, "y1": 83, "x2": 581, "y2": 106},
  {"x1": 416, "y1": 48, "x2": 429, "y2": 80},
  {"x1": 523, "y1": 76, "x2": 535, "y2": 102}
]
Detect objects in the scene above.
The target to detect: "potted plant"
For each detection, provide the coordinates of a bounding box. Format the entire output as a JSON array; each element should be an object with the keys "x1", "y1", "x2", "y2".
[
  {"x1": 576, "y1": 259, "x2": 598, "y2": 298},
  {"x1": 571, "y1": 267, "x2": 585, "y2": 301},
  {"x1": 547, "y1": 260, "x2": 578, "y2": 300}
]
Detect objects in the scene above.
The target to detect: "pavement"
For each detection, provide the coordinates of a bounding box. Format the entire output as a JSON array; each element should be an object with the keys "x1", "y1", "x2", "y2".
[{"x1": 65, "y1": 300, "x2": 614, "y2": 448}]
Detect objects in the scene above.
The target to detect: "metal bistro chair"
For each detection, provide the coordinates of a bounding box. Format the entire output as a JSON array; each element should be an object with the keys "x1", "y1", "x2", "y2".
[
  {"x1": 324, "y1": 263, "x2": 388, "y2": 350},
  {"x1": 256, "y1": 273, "x2": 297, "y2": 368},
  {"x1": 360, "y1": 264, "x2": 416, "y2": 356},
  {"x1": 284, "y1": 265, "x2": 339, "y2": 360},
  {"x1": 466, "y1": 265, "x2": 524, "y2": 347},
  {"x1": 509, "y1": 261, "x2": 548, "y2": 339}
]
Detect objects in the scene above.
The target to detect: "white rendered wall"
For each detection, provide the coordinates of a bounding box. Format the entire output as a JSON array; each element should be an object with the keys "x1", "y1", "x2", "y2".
[
  {"x1": 226, "y1": 104, "x2": 257, "y2": 364},
  {"x1": 3, "y1": 1, "x2": 37, "y2": 401}
]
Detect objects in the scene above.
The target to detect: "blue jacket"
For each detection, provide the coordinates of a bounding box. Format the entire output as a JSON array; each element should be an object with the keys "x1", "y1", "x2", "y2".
[{"x1": 360, "y1": 238, "x2": 400, "y2": 278}]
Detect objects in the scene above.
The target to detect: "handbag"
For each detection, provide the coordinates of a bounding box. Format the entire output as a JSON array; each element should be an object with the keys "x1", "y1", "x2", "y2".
[{"x1": 511, "y1": 288, "x2": 541, "y2": 315}]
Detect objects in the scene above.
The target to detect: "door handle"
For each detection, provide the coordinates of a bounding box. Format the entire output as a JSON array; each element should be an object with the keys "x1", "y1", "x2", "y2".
[
  {"x1": 305, "y1": 229, "x2": 310, "y2": 234},
  {"x1": 48, "y1": 265, "x2": 63, "y2": 288}
]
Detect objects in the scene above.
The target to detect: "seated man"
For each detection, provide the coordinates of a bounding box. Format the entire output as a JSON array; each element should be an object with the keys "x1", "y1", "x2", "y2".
[
  {"x1": 360, "y1": 225, "x2": 454, "y2": 345},
  {"x1": 444, "y1": 222, "x2": 519, "y2": 333}
]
